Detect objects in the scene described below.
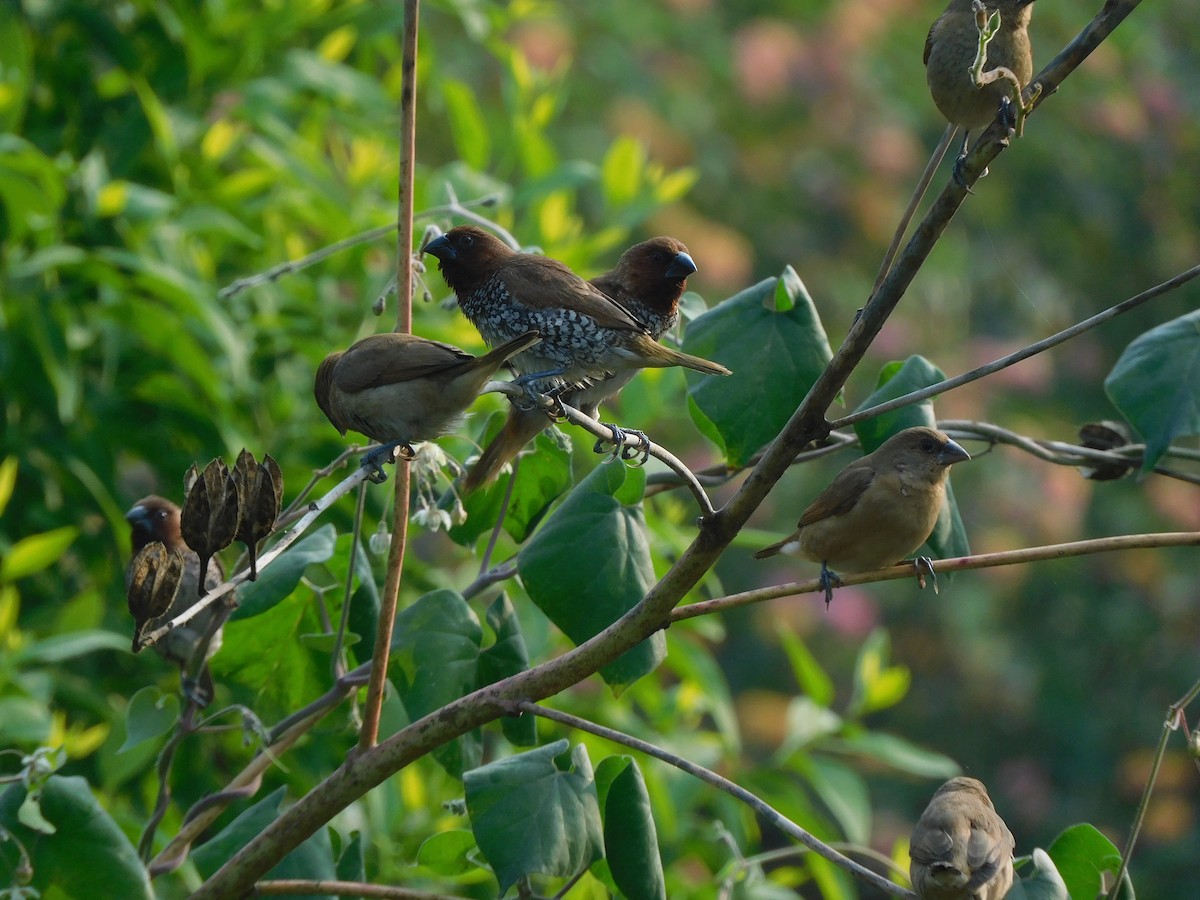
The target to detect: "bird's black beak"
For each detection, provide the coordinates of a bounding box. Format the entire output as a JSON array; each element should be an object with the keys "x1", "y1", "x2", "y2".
[
  {"x1": 422, "y1": 234, "x2": 455, "y2": 261},
  {"x1": 939, "y1": 439, "x2": 970, "y2": 466},
  {"x1": 666, "y1": 251, "x2": 697, "y2": 279},
  {"x1": 125, "y1": 504, "x2": 150, "y2": 528}
]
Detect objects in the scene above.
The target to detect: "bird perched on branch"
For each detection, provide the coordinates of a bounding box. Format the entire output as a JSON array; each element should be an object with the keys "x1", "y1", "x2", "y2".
[
  {"x1": 422, "y1": 226, "x2": 728, "y2": 397},
  {"x1": 754, "y1": 427, "x2": 969, "y2": 605},
  {"x1": 126, "y1": 495, "x2": 226, "y2": 703},
  {"x1": 925, "y1": 0, "x2": 1036, "y2": 164},
  {"x1": 462, "y1": 236, "x2": 698, "y2": 492},
  {"x1": 910, "y1": 777, "x2": 1015, "y2": 900},
  {"x1": 315, "y1": 330, "x2": 542, "y2": 481}
]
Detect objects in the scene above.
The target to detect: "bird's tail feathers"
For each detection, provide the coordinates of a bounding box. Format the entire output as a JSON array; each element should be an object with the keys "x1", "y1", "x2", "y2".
[
  {"x1": 463, "y1": 404, "x2": 552, "y2": 494},
  {"x1": 631, "y1": 334, "x2": 730, "y2": 376},
  {"x1": 479, "y1": 330, "x2": 542, "y2": 370},
  {"x1": 753, "y1": 532, "x2": 800, "y2": 560}
]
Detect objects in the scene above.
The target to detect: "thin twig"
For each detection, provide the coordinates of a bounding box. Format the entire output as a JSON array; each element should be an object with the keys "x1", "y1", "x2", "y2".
[
  {"x1": 359, "y1": 0, "x2": 420, "y2": 754},
  {"x1": 517, "y1": 701, "x2": 912, "y2": 897},
  {"x1": 333, "y1": 482, "x2": 368, "y2": 680},
  {"x1": 673, "y1": 531, "x2": 1200, "y2": 622},
  {"x1": 461, "y1": 560, "x2": 519, "y2": 600},
  {"x1": 252, "y1": 880, "x2": 471, "y2": 899}
]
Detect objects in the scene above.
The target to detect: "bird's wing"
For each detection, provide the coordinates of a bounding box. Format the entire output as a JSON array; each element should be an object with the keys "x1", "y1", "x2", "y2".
[
  {"x1": 502, "y1": 256, "x2": 647, "y2": 331},
  {"x1": 923, "y1": 19, "x2": 937, "y2": 66},
  {"x1": 334, "y1": 334, "x2": 473, "y2": 392},
  {"x1": 963, "y1": 821, "x2": 1011, "y2": 890},
  {"x1": 909, "y1": 822, "x2": 956, "y2": 865},
  {"x1": 796, "y1": 463, "x2": 876, "y2": 527}
]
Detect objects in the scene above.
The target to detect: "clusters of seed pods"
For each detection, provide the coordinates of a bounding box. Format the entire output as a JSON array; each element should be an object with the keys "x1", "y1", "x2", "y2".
[{"x1": 126, "y1": 542, "x2": 184, "y2": 652}]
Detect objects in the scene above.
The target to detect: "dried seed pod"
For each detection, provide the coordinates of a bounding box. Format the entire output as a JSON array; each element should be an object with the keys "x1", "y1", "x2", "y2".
[
  {"x1": 181, "y1": 458, "x2": 241, "y2": 596},
  {"x1": 1079, "y1": 420, "x2": 1135, "y2": 481},
  {"x1": 126, "y1": 541, "x2": 184, "y2": 652},
  {"x1": 232, "y1": 450, "x2": 283, "y2": 580}
]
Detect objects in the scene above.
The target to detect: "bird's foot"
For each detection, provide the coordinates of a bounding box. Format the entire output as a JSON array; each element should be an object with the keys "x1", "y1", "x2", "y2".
[
  {"x1": 180, "y1": 674, "x2": 213, "y2": 709},
  {"x1": 513, "y1": 368, "x2": 565, "y2": 410},
  {"x1": 819, "y1": 563, "x2": 843, "y2": 609},
  {"x1": 914, "y1": 556, "x2": 940, "y2": 594},
  {"x1": 360, "y1": 441, "x2": 414, "y2": 483},
  {"x1": 594, "y1": 423, "x2": 628, "y2": 462}
]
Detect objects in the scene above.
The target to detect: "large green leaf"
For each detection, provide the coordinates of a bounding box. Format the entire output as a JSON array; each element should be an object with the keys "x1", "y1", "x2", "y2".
[
  {"x1": 119, "y1": 686, "x2": 180, "y2": 753},
  {"x1": 0, "y1": 775, "x2": 153, "y2": 900},
  {"x1": 390, "y1": 589, "x2": 484, "y2": 777},
  {"x1": 853, "y1": 356, "x2": 970, "y2": 562},
  {"x1": 1044, "y1": 824, "x2": 1131, "y2": 900},
  {"x1": 594, "y1": 756, "x2": 666, "y2": 900},
  {"x1": 802, "y1": 756, "x2": 871, "y2": 846},
  {"x1": 518, "y1": 462, "x2": 664, "y2": 690},
  {"x1": 684, "y1": 268, "x2": 834, "y2": 467},
  {"x1": 477, "y1": 594, "x2": 537, "y2": 746},
  {"x1": 832, "y1": 732, "x2": 960, "y2": 779},
  {"x1": 192, "y1": 786, "x2": 337, "y2": 896},
  {"x1": 1104, "y1": 309, "x2": 1200, "y2": 472},
  {"x1": 233, "y1": 524, "x2": 337, "y2": 620},
  {"x1": 0, "y1": 526, "x2": 77, "y2": 582},
  {"x1": 464, "y1": 740, "x2": 604, "y2": 895}
]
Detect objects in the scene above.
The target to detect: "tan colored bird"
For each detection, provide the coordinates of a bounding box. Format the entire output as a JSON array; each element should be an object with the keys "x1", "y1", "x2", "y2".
[
  {"x1": 754, "y1": 427, "x2": 969, "y2": 605},
  {"x1": 925, "y1": 0, "x2": 1035, "y2": 164},
  {"x1": 126, "y1": 495, "x2": 226, "y2": 705},
  {"x1": 910, "y1": 777, "x2": 1016, "y2": 900},
  {"x1": 314, "y1": 330, "x2": 541, "y2": 481}
]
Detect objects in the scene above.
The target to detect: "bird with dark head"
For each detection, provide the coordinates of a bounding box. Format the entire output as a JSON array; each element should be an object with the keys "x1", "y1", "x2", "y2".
[
  {"x1": 422, "y1": 226, "x2": 728, "y2": 396},
  {"x1": 462, "y1": 235, "x2": 699, "y2": 492},
  {"x1": 314, "y1": 329, "x2": 541, "y2": 481},
  {"x1": 754, "y1": 426, "x2": 970, "y2": 605},
  {"x1": 925, "y1": 0, "x2": 1035, "y2": 164},
  {"x1": 126, "y1": 495, "x2": 226, "y2": 704},
  {"x1": 910, "y1": 776, "x2": 1015, "y2": 900}
]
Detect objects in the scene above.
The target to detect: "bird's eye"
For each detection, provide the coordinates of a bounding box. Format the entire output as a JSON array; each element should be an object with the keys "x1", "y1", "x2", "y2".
[
  {"x1": 653, "y1": 250, "x2": 668, "y2": 262},
  {"x1": 922, "y1": 439, "x2": 937, "y2": 453},
  {"x1": 459, "y1": 233, "x2": 474, "y2": 246},
  {"x1": 157, "y1": 509, "x2": 168, "y2": 520}
]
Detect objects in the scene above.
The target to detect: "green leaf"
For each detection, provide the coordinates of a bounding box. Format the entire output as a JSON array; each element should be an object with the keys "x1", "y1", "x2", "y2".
[
  {"x1": 803, "y1": 757, "x2": 871, "y2": 845},
  {"x1": 778, "y1": 627, "x2": 835, "y2": 706},
  {"x1": 323, "y1": 533, "x2": 380, "y2": 666},
  {"x1": 595, "y1": 756, "x2": 666, "y2": 900},
  {"x1": 518, "y1": 462, "x2": 665, "y2": 690},
  {"x1": 464, "y1": 740, "x2": 604, "y2": 894},
  {"x1": 233, "y1": 524, "x2": 337, "y2": 620},
  {"x1": 848, "y1": 629, "x2": 910, "y2": 717},
  {"x1": 853, "y1": 357, "x2": 970, "y2": 562},
  {"x1": 192, "y1": 786, "x2": 338, "y2": 887},
  {"x1": 1044, "y1": 824, "x2": 1129, "y2": 900},
  {"x1": 602, "y1": 135, "x2": 646, "y2": 207},
  {"x1": 417, "y1": 829, "x2": 478, "y2": 876},
  {"x1": 0, "y1": 526, "x2": 78, "y2": 582},
  {"x1": 0, "y1": 456, "x2": 17, "y2": 517},
  {"x1": 834, "y1": 732, "x2": 961, "y2": 779},
  {"x1": 334, "y1": 830, "x2": 364, "y2": 884},
  {"x1": 119, "y1": 686, "x2": 180, "y2": 753},
  {"x1": 0, "y1": 775, "x2": 154, "y2": 899},
  {"x1": 684, "y1": 269, "x2": 834, "y2": 467},
  {"x1": 478, "y1": 594, "x2": 537, "y2": 746},
  {"x1": 443, "y1": 79, "x2": 492, "y2": 170},
  {"x1": 1005, "y1": 848, "x2": 1071, "y2": 899},
  {"x1": 1104, "y1": 309, "x2": 1200, "y2": 472},
  {"x1": 13, "y1": 630, "x2": 129, "y2": 665},
  {"x1": 777, "y1": 696, "x2": 843, "y2": 759},
  {"x1": 390, "y1": 589, "x2": 484, "y2": 777}
]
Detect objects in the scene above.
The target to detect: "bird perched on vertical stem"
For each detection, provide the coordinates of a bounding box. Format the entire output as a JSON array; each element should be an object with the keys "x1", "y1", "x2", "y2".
[
  {"x1": 314, "y1": 330, "x2": 542, "y2": 482},
  {"x1": 126, "y1": 495, "x2": 226, "y2": 704},
  {"x1": 753, "y1": 427, "x2": 970, "y2": 605},
  {"x1": 462, "y1": 236, "x2": 698, "y2": 492},
  {"x1": 910, "y1": 776, "x2": 1016, "y2": 900},
  {"x1": 925, "y1": 0, "x2": 1036, "y2": 165},
  {"x1": 422, "y1": 226, "x2": 728, "y2": 397}
]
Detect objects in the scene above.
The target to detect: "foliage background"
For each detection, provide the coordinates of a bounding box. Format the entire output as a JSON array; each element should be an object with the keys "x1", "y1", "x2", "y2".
[{"x1": 1, "y1": 0, "x2": 1198, "y2": 895}]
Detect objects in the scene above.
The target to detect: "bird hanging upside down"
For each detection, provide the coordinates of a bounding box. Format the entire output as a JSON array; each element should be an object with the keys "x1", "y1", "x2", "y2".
[
  {"x1": 314, "y1": 329, "x2": 542, "y2": 482},
  {"x1": 754, "y1": 426, "x2": 970, "y2": 605}
]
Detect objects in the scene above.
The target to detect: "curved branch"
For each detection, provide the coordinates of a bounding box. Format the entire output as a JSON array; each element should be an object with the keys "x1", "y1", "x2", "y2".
[{"x1": 517, "y1": 701, "x2": 913, "y2": 897}]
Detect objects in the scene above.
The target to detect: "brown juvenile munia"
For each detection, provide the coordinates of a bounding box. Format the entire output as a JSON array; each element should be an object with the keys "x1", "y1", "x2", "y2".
[
  {"x1": 910, "y1": 777, "x2": 1015, "y2": 900},
  {"x1": 422, "y1": 226, "x2": 728, "y2": 396},
  {"x1": 126, "y1": 495, "x2": 226, "y2": 704},
  {"x1": 314, "y1": 329, "x2": 542, "y2": 481},
  {"x1": 754, "y1": 426, "x2": 969, "y2": 605},
  {"x1": 463, "y1": 236, "x2": 698, "y2": 492},
  {"x1": 925, "y1": 0, "x2": 1035, "y2": 162}
]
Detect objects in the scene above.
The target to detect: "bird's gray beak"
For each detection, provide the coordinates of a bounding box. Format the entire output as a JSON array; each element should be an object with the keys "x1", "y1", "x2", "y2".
[
  {"x1": 666, "y1": 252, "x2": 697, "y2": 279},
  {"x1": 125, "y1": 504, "x2": 150, "y2": 527},
  {"x1": 422, "y1": 234, "x2": 455, "y2": 261},
  {"x1": 939, "y1": 439, "x2": 970, "y2": 466}
]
